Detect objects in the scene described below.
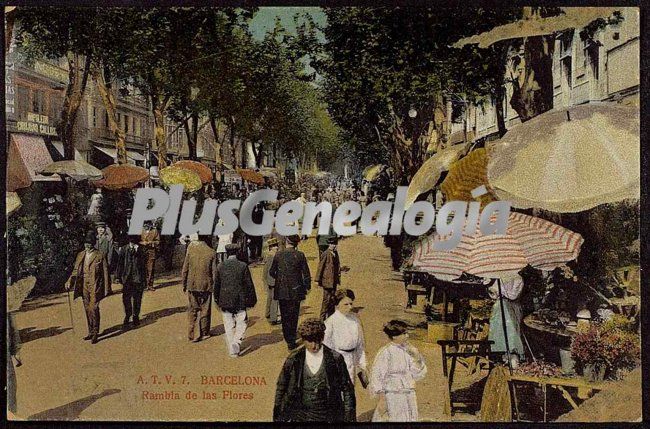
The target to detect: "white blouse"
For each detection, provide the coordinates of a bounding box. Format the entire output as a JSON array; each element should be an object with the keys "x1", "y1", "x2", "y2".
[
  {"x1": 369, "y1": 343, "x2": 427, "y2": 395},
  {"x1": 323, "y1": 310, "x2": 367, "y2": 370}
]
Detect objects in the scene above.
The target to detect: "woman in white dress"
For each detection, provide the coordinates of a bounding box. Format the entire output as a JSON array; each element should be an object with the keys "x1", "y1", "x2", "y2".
[
  {"x1": 323, "y1": 289, "x2": 368, "y2": 384},
  {"x1": 215, "y1": 219, "x2": 232, "y2": 263},
  {"x1": 369, "y1": 320, "x2": 427, "y2": 422}
]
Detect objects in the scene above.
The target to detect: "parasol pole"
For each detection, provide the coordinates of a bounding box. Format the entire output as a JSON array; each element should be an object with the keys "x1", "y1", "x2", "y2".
[{"x1": 497, "y1": 278, "x2": 513, "y2": 374}]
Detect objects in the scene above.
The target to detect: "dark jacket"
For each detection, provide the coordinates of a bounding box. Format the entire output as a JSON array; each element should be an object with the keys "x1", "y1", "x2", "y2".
[
  {"x1": 214, "y1": 256, "x2": 257, "y2": 310},
  {"x1": 316, "y1": 249, "x2": 340, "y2": 290},
  {"x1": 115, "y1": 244, "x2": 146, "y2": 290},
  {"x1": 270, "y1": 247, "x2": 311, "y2": 301},
  {"x1": 273, "y1": 345, "x2": 356, "y2": 422}
]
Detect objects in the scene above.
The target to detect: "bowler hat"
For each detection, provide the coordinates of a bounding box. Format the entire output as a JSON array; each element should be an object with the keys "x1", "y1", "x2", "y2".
[
  {"x1": 327, "y1": 236, "x2": 338, "y2": 244},
  {"x1": 286, "y1": 235, "x2": 301, "y2": 245},
  {"x1": 84, "y1": 231, "x2": 96, "y2": 244},
  {"x1": 225, "y1": 243, "x2": 240, "y2": 252}
]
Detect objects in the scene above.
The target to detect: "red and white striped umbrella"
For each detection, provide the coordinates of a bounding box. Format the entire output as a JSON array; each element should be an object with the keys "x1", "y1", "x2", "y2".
[{"x1": 410, "y1": 212, "x2": 583, "y2": 280}]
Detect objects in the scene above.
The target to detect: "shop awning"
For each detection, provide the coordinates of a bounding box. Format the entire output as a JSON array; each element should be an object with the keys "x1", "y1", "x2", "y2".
[
  {"x1": 93, "y1": 145, "x2": 145, "y2": 163},
  {"x1": 52, "y1": 142, "x2": 84, "y2": 161},
  {"x1": 127, "y1": 150, "x2": 146, "y2": 162},
  {"x1": 8, "y1": 133, "x2": 61, "y2": 191}
]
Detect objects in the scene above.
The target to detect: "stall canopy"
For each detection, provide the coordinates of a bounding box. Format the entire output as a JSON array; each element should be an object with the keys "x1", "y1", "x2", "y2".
[{"x1": 7, "y1": 133, "x2": 61, "y2": 191}]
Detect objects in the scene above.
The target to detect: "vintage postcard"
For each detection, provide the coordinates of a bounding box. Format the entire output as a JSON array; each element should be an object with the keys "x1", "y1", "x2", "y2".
[{"x1": 4, "y1": 4, "x2": 642, "y2": 423}]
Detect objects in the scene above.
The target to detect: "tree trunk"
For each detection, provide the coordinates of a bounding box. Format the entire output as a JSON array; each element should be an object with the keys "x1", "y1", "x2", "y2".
[
  {"x1": 152, "y1": 94, "x2": 169, "y2": 169},
  {"x1": 495, "y1": 85, "x2": 507, "y2": 137},
  {"x1": 228, "y1": 117, "x2": 236, "y2": 168},
  {"x1": 209, "y1": 115, "x2": 222, "y2": 168},
  {"x1": 91, "y1": 61, "x2": 128, "y2": 164},
  {"x1": 59, "y1": 53, "x2": 92, "y2": 160},
  {"x1": 509, "y1": 35, "x2": 555, "y2": 121},
  {"x1": 182, "y1": 117, "x2": 197, "y2": 161},
  {"x1": 191, "y1": 112, "x2": 199, "y2": 160},
  {"x1": 5, "y1": 8, "x2": 15, "y2": 54}
]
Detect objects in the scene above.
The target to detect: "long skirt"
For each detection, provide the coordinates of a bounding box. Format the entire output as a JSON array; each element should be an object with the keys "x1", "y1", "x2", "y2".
[
  {"x1": 488, "y1": 298, "x2": 524, "y2": 357},
  {"x1": 372, "y1": 390, "x2": 418, "y2": 422}
]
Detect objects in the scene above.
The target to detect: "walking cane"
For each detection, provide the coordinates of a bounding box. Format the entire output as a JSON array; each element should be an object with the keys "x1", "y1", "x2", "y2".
[{"x1": 66, "y1": 287, "x2": 76, "y2": 334}]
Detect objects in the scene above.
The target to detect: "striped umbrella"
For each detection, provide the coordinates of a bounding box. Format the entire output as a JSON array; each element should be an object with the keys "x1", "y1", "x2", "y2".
[
  {"x1": 410, "y1": 211, "x2": 583, "y2": 281},
  {"x1": 440, "y1": 148, "x2": 496, "y2": 207}
]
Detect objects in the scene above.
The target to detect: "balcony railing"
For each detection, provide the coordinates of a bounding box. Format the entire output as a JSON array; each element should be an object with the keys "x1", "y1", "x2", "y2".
[{"x1": 90, "y1": 127, "x2": 152, "y2": 148}]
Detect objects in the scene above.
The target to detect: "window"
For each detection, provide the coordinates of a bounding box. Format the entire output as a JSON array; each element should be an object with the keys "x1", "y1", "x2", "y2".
[
  {"x1": 32, "y1": 89, "x2": 45, "y2": 114},
  {"x1": 105, "y1": 111, "x2": 109, "y2": 128},
  {"x1": 133, "y1": 117, "x2": 137, "y2": 135},
  {"x1": 92, "y1": 107, "x2": 97, "y2": 128},
  {"x1": 16, "y1": 85, "x2": 30, "y2": 121},
  {"x1": 124, "y1": 114, "x2": 129, "y2": 133}
]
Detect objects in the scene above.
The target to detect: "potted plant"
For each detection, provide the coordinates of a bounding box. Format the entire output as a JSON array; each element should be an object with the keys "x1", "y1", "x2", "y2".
[
  {"x1": 570, "y1": 321, "x2": 640, "y2": 382},
  {"x1": 570, "y1": 325, "x2": 607, "y2": 382}
]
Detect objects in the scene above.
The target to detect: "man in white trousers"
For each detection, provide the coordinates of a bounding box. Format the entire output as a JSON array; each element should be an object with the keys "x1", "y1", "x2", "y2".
[{"x1": 214, "y1": 244, "x2": 257, "y2": 357}]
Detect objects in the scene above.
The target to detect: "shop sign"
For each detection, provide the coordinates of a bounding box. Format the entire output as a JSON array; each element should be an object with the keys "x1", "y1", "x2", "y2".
[{"x1": 16, "y1": 112, "x2": 58, "y2": 136}]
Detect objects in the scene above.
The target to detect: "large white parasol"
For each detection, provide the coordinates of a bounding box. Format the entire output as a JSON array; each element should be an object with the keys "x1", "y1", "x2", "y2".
[{"x1": 487, "y1": 103, "x2": 639, "y2": 213}]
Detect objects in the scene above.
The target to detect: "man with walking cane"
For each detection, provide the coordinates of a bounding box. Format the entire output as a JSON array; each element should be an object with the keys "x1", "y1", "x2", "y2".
[{"x1": 66, "y1": 231, "x2": 110, "y2": 344}]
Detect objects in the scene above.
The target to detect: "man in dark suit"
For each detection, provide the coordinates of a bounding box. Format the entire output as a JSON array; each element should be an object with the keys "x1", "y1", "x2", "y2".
[
  {"x1": 270, "y1": 235, "x2": 311, "y2": 351},
  {"x1": 274, "y1": 318, "x2": 356, "y2": 422},
  {"x1": 115, "y1": 235, "x2": 146, "y2": 329},
  {"x1": 214, "y1": 243, "x2": 257, "y2": 357},
  {"x1": 249, "y1": 202, "x2": 265, "y2": 261},
  {"x1": 66, "y1": 231, "x2": 110, "y2": 344},
  {"x1": 181, "y1": 234, "x2": 217, "y2": 342},
  {"x1": 316, "y1": 236, "x2": 341, "y2": 320}
]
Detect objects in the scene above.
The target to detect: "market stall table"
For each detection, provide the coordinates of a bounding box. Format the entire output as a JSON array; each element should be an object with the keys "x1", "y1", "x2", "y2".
[{"x1": 508, "y1": 374, "x2": 610, "y2": 422}]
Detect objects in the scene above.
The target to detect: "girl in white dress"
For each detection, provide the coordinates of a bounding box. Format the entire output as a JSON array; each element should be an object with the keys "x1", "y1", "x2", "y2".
[
  {"x1": 323, "y1": 289, "x2": 368, "y2": 384},
  {"x1": 369, "y1": 320, "x2": 427, "y2": 422}
]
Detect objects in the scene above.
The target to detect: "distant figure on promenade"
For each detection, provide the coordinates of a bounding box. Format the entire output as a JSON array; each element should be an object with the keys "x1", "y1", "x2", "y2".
[
  {"x1": 369, "y1": 320, "x2": 427, "y2": 422},
  {"x1": 273, "y1": 318, "x2": 356, "y2": 422},
  {"x1": 181, "y1": 234, "x2": 217, "y2": 343},
  {"x1": 96, "y1": 222, "x2": 115, "y2": 294},
  {"x1": 249, "y1": 202, "x2": 265, "y2": 261},
  {"x1": 324, "y1": 289, "x2": 368, "y2": 385},
  {"x1": 214, "y1": 243, "x2": 257, "y2": 357},
  {"x1": 264, "y1": 239, "x2": 281, "y2": 325},
  {"x1": 140, "y1": 221, "x2": 160, "y2": 291},
  {"x1": 270, "y1": 235, "x2": 311, "y2": 351},
  {"x1": 316, "y1": 236, "x2": 341, "y2": 320},
  {"x1": 115, "y1": 235, "x2": 147, "y2": 330},
  {"x1": 215, "y1": 219, "x2": 233, "y2": 263},
  {"x1": 66, "y1": 231, "x2": 110, "y2": 344}
]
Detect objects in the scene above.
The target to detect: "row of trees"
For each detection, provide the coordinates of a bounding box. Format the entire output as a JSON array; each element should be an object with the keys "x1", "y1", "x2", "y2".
[
  {"x1": 14, "y1": 7, "x2": 342, "y2": 170},
  {"x1": 309, "y1": 7, "x2": 589, "y2": 184}
]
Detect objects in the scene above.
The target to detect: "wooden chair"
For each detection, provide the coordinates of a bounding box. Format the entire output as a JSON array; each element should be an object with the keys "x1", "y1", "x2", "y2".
[{"x1": 437, "y1": 339, "x2": 497, "y2": 416}]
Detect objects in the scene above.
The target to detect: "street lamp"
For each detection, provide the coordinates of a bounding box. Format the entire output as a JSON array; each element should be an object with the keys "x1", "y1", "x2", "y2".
[{"x1": 408, "y1": 107, "x2": 418, "y2": 118}]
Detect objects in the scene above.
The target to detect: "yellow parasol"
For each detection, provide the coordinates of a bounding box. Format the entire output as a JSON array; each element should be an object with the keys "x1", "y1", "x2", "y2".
[
  {"x1": 405, "y1": 143, "x2": 469, "y2": 210},
  {"x1": 362, "y1": 164, "x2": 384, "y2": 182},
  {"x1": 159, "y1": 166, "x2": 203, "y2": 192},
  {"x1": 487, "y1": 103, "x2": 639, "y2": 213},
  {"x1": 440, "y1": 148, "x2": 496, "y2": 206},
  {"x1": 172, "y1": 160, "x2": 213, "y2": 184},
  {"x1": 6, "y1": 192, "x2": 22, "y2": 216}
]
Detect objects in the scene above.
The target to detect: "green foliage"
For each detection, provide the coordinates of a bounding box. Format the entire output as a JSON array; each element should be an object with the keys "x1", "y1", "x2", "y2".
[
  {"x1": 8, "y1": 184, "x2": 93, "y2": 295},
  {"x1": 312, "y1": 7, "x2": 523, "y2": 178}
]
